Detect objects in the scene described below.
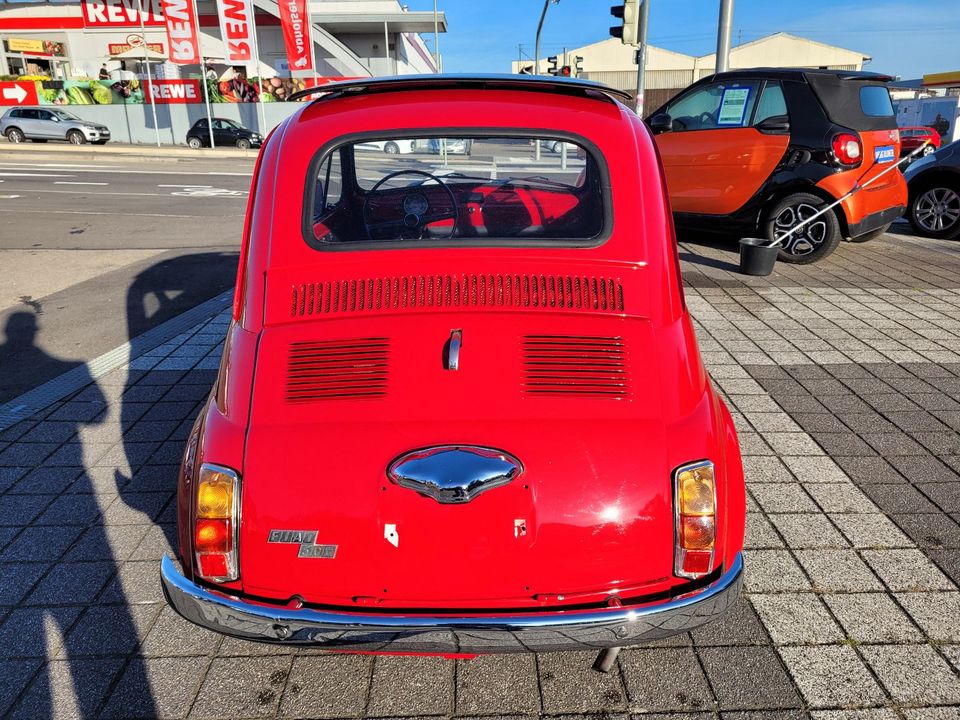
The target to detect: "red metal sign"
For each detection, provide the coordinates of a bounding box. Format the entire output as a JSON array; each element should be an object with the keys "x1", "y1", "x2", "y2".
[
  {"x1": 143, "y1": 78, "x2": 201, "y2": 103},
  {"x1": 216, "y1": 0, "x2": 256, "y2": 64},
  {"x1": 159, "y1": 0, "x2": 200, "y2": 64},
  {"x1": 0, "y1": 81, "x2": 39, "y2": 106},
  {"x1": 81, "y1": 0, "x2": 164, "y2": 27},
  {"x1": 278, "y1": 0, "x2": 312, "y2": 74}
]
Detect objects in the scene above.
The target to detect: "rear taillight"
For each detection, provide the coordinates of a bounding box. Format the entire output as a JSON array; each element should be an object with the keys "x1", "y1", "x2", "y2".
[
  {"x1": 674, "y1": 460, "x2": 716, "y2": 579},
  {"x1": 195, "y1": 463, "x2": 240, "y2": 582},
  {"x1": 831, "y1": 132, "x2": 862, "y2": 166}
]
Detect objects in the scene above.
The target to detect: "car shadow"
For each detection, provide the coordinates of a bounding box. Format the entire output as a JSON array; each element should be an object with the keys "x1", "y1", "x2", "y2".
[
  {"x1": 676, "y1": 230, "x2": 743, "y2": 273},
  {"x1": 0, "y1": 311, "x2": 158, "y2": 719}
]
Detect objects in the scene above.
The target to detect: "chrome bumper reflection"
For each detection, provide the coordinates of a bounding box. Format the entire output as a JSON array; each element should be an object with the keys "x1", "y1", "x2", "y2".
[{"x1": 160, "y1": 554, "x2": 743, "y2": 653}]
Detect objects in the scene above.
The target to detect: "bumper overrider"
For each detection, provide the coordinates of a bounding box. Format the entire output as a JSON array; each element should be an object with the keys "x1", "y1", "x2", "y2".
[{"x1": 160, "y1": 553, "x2": 743, "y2": 653}]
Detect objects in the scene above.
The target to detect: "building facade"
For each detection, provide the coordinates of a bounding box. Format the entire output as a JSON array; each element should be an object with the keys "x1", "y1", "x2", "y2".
[
  {"x1": 0, "y1": 0, "x2": 446, "y2": 80},
  {"x1": 512, "y1": 32, "x2": 871, "y2": 111}
]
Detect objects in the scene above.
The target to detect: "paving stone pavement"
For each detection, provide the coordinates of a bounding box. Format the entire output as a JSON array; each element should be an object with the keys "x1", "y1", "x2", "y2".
[{"x1": 0, "y1": 225, "x2": 958, "y2": 719}]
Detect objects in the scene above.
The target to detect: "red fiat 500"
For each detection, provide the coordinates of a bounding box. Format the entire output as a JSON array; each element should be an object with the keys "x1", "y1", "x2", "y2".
[{"x1": 160, "y1": 75, "x2": 746, "y2": 655}]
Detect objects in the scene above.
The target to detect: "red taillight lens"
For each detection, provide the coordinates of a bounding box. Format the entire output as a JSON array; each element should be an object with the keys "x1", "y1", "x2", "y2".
[
  {"x1": 194, "y1": 464, "x2": 240, "y2": 583},
  {"x1": 674, "y1": 461, "x2": 717, "y2": 579},
  {"x1": 832, "y1": 133, "x2": 862, "y2": 166}
]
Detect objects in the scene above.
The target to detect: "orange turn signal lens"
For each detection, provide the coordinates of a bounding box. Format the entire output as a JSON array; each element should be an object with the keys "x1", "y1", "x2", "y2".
[
  {"x1": 680, "y1": 515, "x2": 716, "y2": 550},
  {"x1": 677, "y1": 464, "x2": 715, "y2": 516},
  {"x1": 197, "y1": 467, "x2": 235, "y2": 519}
]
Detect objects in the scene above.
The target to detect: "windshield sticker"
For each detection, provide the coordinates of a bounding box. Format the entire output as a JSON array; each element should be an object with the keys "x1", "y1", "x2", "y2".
[{"x1": 717, "y1": 87, "x2": 751, "y2": 126}]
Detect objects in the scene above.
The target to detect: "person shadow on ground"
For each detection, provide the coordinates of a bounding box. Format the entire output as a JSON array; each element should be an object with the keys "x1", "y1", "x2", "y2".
[{"x1": 0, "y1": 311, "x2": 157, "y2": 718}]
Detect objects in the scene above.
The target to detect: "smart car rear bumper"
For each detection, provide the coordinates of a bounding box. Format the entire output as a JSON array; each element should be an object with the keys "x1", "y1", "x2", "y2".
[
  {"x1": 160, "y1": 553, "x2": 743, "y2": 653},
  {"x1": 848, "y1": 205, "x2": 905, "y2": 238}
]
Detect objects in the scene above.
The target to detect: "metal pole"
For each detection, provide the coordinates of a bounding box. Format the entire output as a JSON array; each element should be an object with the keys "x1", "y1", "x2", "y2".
[
  {"x1": 715, "y1": 0, "x2": 734, "y2": 73},
  {"x1": 248, "y1": 10, "x2": 267, "y2": 137},
  {"x1": 533, "y1": 0, "x2": 551, "y2": 75},
  {"x1": 137, "y1": 0, "x2": 161, "y2": 147},
  {"x1": 383, "y1": 21, "x2": 390, "y2": 74},
  {"x1": 433, "y1": 0, "x2": 440, "y2": 72},
  {"x1": 191, "y1": 0, "x2": 215, "y2": 149},
  {"x1": 635, "y1": 0, "x2": 650, "y2": 116}
]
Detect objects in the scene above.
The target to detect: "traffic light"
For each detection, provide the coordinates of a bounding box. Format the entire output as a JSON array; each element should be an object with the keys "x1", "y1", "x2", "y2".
[
  {"x1": 610, "y1": 0, "x2": 641, "y2": 46},
  {"x1": 559, "y1": 65, "x2": 572, "y2": 77},
  {"x1": 546, "y1": 55, "x2": 559, "y2": 76},
  {"x1": 572, "y1": 55, "x2": 584, "y2": 77}
]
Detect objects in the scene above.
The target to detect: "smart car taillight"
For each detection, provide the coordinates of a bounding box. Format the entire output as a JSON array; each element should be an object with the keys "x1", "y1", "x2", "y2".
[
  {"x1": 195, "y1": 464, "x2": 240, "y2": 582},
  {"x1": 674, "y1": 460, "x2": 716, "y2": 579},
  {"x1": 831, "y1": 132, "x2": 862, "y2": 166}
]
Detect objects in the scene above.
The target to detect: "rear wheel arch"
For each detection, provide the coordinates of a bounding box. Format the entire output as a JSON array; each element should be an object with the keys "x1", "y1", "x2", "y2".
[{"x1": 759, "y1": 182, "x2": 849, "y2": 237}]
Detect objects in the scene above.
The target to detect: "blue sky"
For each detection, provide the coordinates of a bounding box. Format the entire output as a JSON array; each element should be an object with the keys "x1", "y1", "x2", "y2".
[{"x1": 409, "y1": 0, "x2": 959, "y2": 81}]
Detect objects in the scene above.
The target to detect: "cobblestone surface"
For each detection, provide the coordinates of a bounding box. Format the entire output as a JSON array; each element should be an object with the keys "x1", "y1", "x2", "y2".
[{"x1": 0, "y1": 226, "x2": 958, "y2": 718}]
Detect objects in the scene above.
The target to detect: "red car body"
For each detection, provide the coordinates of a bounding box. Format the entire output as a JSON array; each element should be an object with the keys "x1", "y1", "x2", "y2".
[
  {"x1": 899, "y1": 126, "x2": 941, "y2": 156},
  {"x1": 161, "y1": 75, "x2": 746, "y2": 654}
]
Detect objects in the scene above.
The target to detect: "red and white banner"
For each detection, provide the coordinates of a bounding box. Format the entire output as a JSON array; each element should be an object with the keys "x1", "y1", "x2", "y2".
[
  {"x1": 0, "y1": 81, "x2": 39, "y2": 106},
  {"x1": 143, "y1": 78, "x2": 201, "y2": 103},
  {"x1": 159, "y1": 0, "x2": 200, "y2": 64},
  {"x1": 215, "y1": 0, "x2": 256, "y2": 64},
  {"x1": 81, "y1": 0, "x2": 164, "y2": 28},
  {"x1": 278, "y1": 0, "x2": 312, "y2": 74}
]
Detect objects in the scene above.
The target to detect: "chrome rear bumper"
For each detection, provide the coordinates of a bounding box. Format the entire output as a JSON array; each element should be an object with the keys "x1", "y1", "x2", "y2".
[{"x1": 160, "y1": 553, "x2": 743, "y2": 653}]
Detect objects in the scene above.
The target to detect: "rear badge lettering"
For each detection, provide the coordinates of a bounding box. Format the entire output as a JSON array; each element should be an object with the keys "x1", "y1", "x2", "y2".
[{"x1": 268, "y1": 529, "x2": 337, "y2": 559}]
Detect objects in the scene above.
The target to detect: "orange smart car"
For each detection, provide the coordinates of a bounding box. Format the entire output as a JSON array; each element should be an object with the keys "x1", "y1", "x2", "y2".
[{"x1": 647, "y1": 69, "x2": 906, "y2": 263}]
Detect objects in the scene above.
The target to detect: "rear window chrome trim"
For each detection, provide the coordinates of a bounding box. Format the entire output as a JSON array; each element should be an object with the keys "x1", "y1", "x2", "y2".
[{"x1": 301, "y1": 126, "x2": 615, "y2": 252}]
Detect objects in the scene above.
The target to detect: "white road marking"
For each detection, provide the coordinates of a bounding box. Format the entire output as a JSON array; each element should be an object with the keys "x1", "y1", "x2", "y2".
[
  {"x1": 0, "y1": 164, "x2": 250, "y2": 177},
  {"x1": 0, "y1": 172, "x2": 74, "y2": 178},
  {"x1": 1, "y1": 188, "x2": 245, "y2": 199},
  {"x1": 0, "y1": 208, "x2": 224, "y2": 218},
  {"x1": 54, "y1": 181, "x2": 109, "y2": 186},
  {"x1": 0, "y1": 194, "x2": 21, "y2": 199},
  {"x1": 157, "y1": 184, "x2": 213, "y2": 188}
]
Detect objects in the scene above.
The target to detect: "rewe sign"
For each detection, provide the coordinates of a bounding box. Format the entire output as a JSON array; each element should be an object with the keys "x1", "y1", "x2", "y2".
[
  {"x1": 81, "y1": 0, "x2": 164, "y2": 28},
  {"x1": 159, "y1": 0, "x2": 200, "y2": 64},
  {"x1": 144, "y1": 79, "x2": 201, "y2": 103},
  {"x1": 216, "y1": 0, "x2": 256, "y2": 64}
]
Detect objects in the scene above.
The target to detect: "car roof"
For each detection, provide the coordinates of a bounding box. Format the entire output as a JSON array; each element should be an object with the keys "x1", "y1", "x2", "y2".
[
  {"x1": 703, "y1": 67, "x2": 895, "y2": 83},
  {"x1": 288, "y1": 73, "x2": 633, "y2": 104}
]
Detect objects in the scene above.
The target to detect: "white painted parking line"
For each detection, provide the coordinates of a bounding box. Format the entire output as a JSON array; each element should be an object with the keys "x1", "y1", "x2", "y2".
[
  {"x1": 54, "y1": 181, "x2": 109, "y2": 186},
  {"x1": 157, "y1": 184, "x2": 213, "y2": 187},
  {"x1": 0, "y1": 194, "x2": 21, "y2": 199},
  {"x1": 0, "y1": 208, "x2": 217, "y2": 218},
  {"x1": 1, "y1": 188, "x2": 245, "y2": 199},
  {"x1": 0, "y1": 165, "x2": 250, "y2": 177}
]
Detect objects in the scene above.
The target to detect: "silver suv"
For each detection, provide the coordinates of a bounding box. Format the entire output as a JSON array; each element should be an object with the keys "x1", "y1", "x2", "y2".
[{"x1": 0, "y1": 107, "x2": 111, "y2": 145}]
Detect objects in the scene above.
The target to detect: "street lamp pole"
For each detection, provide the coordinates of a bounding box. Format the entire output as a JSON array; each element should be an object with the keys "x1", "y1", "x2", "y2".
[
  {"x1": 715, "y1": 0, "x2": 734, "y2": 73},
  {"x1": 433, "y1": 0, "x2": 440, "y2": 72},
  {"x1": 634, "y1": 0, "x2": 650, "y2": 116},
  {"x1": 534, "y1": 0, "x2": 557, "y2": 76}
]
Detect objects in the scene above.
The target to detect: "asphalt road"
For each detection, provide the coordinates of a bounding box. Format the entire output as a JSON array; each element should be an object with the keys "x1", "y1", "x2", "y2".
[{"x1": 0, "y1": 153, "x2": 255, "y2": 402}]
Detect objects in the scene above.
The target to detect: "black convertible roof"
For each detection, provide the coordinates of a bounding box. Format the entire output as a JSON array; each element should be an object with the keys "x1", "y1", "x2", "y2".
[{"x1": 287, "y1": 73, "x2": 633, "y2": 104}]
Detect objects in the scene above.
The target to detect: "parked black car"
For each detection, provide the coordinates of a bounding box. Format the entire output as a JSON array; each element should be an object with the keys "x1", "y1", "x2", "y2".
[
  {"x1": 903, "y1": 141, "x2": 960, "y2": 240},
  {"x1": 186, "y1": 118, "x2": 262, "y2": 149}
]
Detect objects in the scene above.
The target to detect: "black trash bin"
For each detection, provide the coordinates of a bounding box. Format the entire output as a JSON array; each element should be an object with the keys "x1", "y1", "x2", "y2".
[{"x1": 739, "y1": 238, "x2": 778, "y2": 276}]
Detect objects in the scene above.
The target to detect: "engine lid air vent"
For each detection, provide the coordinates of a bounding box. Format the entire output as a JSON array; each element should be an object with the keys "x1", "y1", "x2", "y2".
[
  {"x1": 290, "y1": 274, "x2": 624, "y2": 318},
  {"x1": 523, "y1": 335, "x2": 628, "y2": 398},
  {"x1": 286, "y1": 338, "x2": 389, "y2": 402}
]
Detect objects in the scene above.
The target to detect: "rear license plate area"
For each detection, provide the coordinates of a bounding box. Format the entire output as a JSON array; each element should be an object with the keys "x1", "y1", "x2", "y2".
[{"x1": 874, "y1": 145, "x2": 895, "y2": 163}]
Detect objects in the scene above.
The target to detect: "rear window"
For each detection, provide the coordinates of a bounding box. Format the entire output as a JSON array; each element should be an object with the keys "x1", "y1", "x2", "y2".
[
  {"x1": 306, "y1": 134, "x2": 608, "y2": 248},
  {"x1": 860, "y1": 86, "x2": 894, "y2": 117}
]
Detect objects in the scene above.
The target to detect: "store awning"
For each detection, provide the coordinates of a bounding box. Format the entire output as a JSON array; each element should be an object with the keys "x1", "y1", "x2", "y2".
[{"x1": 309, "y1": 10, "x2": 448, "y2": 34}]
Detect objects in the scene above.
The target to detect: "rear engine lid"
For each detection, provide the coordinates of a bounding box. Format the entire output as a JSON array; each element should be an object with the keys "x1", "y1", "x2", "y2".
[{"x1": 239, "y1": 312, "x2": 680, "y2": 608}]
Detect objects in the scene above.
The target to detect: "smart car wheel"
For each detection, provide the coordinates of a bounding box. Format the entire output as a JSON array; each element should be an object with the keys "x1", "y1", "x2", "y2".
[
  {"x1": 383, "y1": 142, "x2": 400, "y2": 154},
  {"x1": 5, "y1": 128, "x2": 24, "y2": 143},
  {"x1": 909, "y1": 181, "x2": 960, "y2": 240},
  {"x1": 236, "y1": 138, "x2": 252, "y2": 150},
  {"x1": 67, "y1": 130, "x2": 86, "y2": 145},
  {"x1": 763, "y1": 192, "x2": 841, "y2": 264},
  {"x1": 187, "y1": 137, "x2": 202, "y2": 149}
]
